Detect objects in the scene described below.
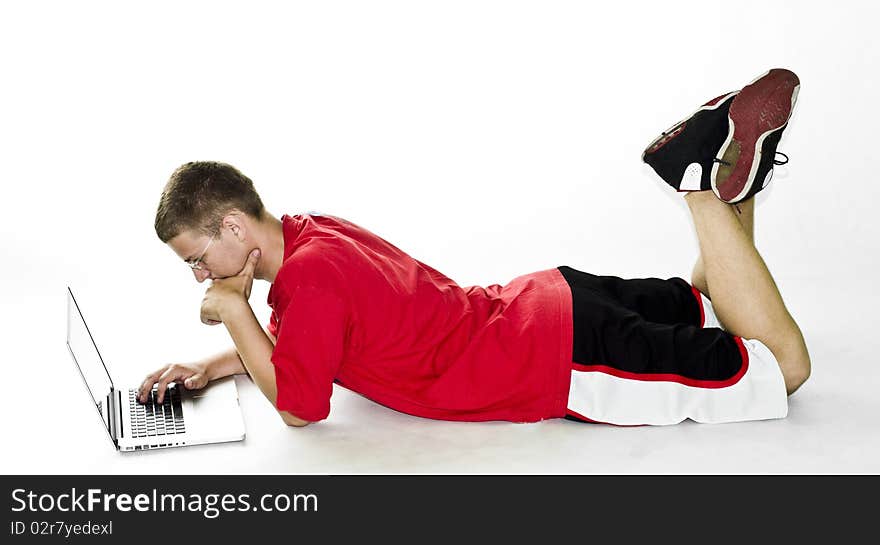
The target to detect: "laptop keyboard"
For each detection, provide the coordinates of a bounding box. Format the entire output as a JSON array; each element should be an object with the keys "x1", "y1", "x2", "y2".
[{"x1": 128, "y1": 386, "x2": 186, "y2": 438}]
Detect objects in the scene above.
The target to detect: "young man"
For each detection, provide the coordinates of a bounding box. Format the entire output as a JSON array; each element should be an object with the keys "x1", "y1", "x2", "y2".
[{"x1": 139, "y1": 68, "x2": 810, "y2": 427}]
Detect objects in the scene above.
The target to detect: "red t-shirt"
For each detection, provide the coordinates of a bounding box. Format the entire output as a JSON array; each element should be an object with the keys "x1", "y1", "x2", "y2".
[{"x1": 267, "y1": 213, "x2": 573, "y2": 423}]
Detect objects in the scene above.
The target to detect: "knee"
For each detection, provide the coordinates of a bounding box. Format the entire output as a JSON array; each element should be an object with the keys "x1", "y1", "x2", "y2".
[
  {"x1": 784, "y1": 362, "x2": 810, "y2": 395},
  {"x1": 779, "y1": 341, "x2": 811, "y2": 396},
  {"x1": 757, "y1": 320, "x2": 811, "y2": 396}
]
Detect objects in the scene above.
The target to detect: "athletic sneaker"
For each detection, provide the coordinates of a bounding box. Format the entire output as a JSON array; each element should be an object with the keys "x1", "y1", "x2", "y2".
[
  {"x1": 711, "y1": 68, "x2": 800, "y2": 204},
  {"x1": 642, "y1": 91, "x2": 739, "y2": 193}
]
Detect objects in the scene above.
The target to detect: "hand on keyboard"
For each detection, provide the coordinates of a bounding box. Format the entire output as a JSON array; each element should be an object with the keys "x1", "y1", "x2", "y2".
[{"x1": 137, "y1": 361, "x2": 210, "y2": 404}]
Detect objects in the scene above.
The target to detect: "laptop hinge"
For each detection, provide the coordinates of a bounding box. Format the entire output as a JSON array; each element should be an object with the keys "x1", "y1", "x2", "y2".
[
  {"x1": 108, "y1": 389, "x2": 121, "y2": 446},
  {"x1": 117, "y1": 389, "x2": 125, "y2": 439}
]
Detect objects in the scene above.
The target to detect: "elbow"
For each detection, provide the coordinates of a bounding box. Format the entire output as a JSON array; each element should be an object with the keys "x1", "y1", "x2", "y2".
[
  {"x1": 287, "y1": 420, "x2": 311, "y2": 428},
  {"x1": 279, "y1": 410, "x2": 311, "y2": 427}
]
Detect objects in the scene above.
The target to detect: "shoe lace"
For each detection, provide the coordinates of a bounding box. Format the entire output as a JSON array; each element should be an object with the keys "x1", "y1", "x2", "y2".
[
  {"x1": 773, "y1": 152, "x2": 789, "y2": 165},
  {"x1": 762, "y1": 151, "x2": 790, "y2": 190},
  {"x1": 712, "y1": 151, "x2": 788, "y2": 167}
]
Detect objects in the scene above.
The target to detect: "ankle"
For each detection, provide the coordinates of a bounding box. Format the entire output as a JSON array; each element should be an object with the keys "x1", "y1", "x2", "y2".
[{"x1": 684, "y1": 190, "x2": 718, "y2": 207}]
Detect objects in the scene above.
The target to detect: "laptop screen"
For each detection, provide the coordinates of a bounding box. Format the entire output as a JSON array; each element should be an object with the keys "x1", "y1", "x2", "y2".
[{"x1": 66, "y1": 288, "x2": 114, "y2": 443}]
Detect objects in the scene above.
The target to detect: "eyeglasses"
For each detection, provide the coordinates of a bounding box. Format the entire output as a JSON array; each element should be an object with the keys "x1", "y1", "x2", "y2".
[{"x1": 185, "y1": 237, "x2": 215, "y2": 271}]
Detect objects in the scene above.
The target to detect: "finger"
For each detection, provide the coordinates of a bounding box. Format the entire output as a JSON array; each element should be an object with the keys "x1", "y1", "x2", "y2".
[
  {"x1": 183, "y1": 373, "x2": 208, "y2": 390},
  {"x1": 237, "y1": 248, "x2": 261, "y2": 278},
  {"x1": 138, "y1": 375, "x2": 155, "y2": 402},
  {"x1": 138, "y1": 368, "x2": 168, "y2": 402},
  {"x1": 155, "y1": 367, "x2": 188, "y2": 404},
  {"x1": 200, "y1": 306, "x2": 222, "y2": 326}
]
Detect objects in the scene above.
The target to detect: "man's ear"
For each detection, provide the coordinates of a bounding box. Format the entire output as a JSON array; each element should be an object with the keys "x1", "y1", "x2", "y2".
[{"x1": 221, "y1": 209, "x2": 246, "y2": 241}]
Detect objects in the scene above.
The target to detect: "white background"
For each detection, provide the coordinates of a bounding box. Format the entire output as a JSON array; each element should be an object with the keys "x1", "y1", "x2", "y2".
[{"x1": 1, "y1": 0, "x2": 878, "y2": 473}]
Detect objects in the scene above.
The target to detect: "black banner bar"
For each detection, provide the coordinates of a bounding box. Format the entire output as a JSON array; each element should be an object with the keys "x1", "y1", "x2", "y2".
[{"x1": 2, "y1": 475, "x2": 875, "y2": 542}]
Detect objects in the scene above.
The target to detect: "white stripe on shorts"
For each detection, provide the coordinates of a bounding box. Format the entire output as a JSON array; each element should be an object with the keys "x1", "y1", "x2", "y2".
[{"x1": 565, "y1": 289, "x2": 789, "y2": 426}]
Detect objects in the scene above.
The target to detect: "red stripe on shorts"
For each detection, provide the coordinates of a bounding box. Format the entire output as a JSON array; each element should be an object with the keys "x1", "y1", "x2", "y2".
[{"x1": 570, "y1": 336, "x2": 750, "y2": 389}]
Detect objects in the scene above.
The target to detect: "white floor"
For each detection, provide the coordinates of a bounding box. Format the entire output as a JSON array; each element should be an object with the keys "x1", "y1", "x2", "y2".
[{"x1": 3, "y1": 278, "x2": 878, "y2": 475}]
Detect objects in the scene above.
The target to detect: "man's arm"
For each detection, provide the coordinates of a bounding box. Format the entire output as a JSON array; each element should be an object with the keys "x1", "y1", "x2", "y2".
[
  {"x1": 202, "y1": 326, "x2": 276, "y2": 380},
  {"x1": 220, "y1": 299, "x2": 311, "y2": 427},
  {"x1": 203, "y1": 347, "x2": 248, "y2": 378}
]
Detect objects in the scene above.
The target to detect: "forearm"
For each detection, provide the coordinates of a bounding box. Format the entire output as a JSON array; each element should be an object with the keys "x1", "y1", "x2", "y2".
[
  {"x1": 220, "y1": 300, "x2": 280, "y2": 406},
  {"x1": 200, "y1": 327, "x2": 276, "y2": 381},
  {"x1": 200, "y1": 347, "x2": 247, "y2": 380}
]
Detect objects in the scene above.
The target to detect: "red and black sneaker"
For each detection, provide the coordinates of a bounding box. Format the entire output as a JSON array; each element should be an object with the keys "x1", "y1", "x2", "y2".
[
  {"x1": 642, "y1": 91, "x2": 739, "y2": 193},
  {"x1": 711, "y1": 68, "x2": 800, "y2": 204}
]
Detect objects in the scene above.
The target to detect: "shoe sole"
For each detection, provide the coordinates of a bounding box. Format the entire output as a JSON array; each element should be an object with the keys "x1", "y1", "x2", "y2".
[
  {"x1": 711, "y1": 68, "x2": 800, "y2": 203},
  {"x1": 642, "y1": 91, "x2": 739, "y2": 160}
]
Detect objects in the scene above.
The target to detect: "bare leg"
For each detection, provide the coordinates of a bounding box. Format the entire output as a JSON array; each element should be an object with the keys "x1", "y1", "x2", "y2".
[
  {"x1": 684, "y1": 191, "x2": 810, "y2": 395},
  {"x1": 691, "y1": 196, "x2": 754, "y2": 298}
]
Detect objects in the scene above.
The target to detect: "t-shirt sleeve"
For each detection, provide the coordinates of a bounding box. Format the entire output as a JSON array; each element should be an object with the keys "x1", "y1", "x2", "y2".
[{"x1": 270, "y1": 283, "x2": 348, "y2": 422}]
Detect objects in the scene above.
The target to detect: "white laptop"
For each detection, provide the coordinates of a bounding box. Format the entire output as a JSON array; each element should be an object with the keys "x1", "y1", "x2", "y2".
[{"x1": 66, "y1": 287, "x2": 246, "y2": 452}]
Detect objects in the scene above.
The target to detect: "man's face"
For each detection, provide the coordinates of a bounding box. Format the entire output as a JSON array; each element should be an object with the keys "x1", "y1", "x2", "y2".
[{"x1": 168, "y1": 227, "x2": 249, "y2": 283}]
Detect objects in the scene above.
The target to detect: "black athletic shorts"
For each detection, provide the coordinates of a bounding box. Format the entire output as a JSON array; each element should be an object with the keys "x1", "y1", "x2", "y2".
[{"x1": 555, "y1": 266, "x2": 788, "y2": 426}]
